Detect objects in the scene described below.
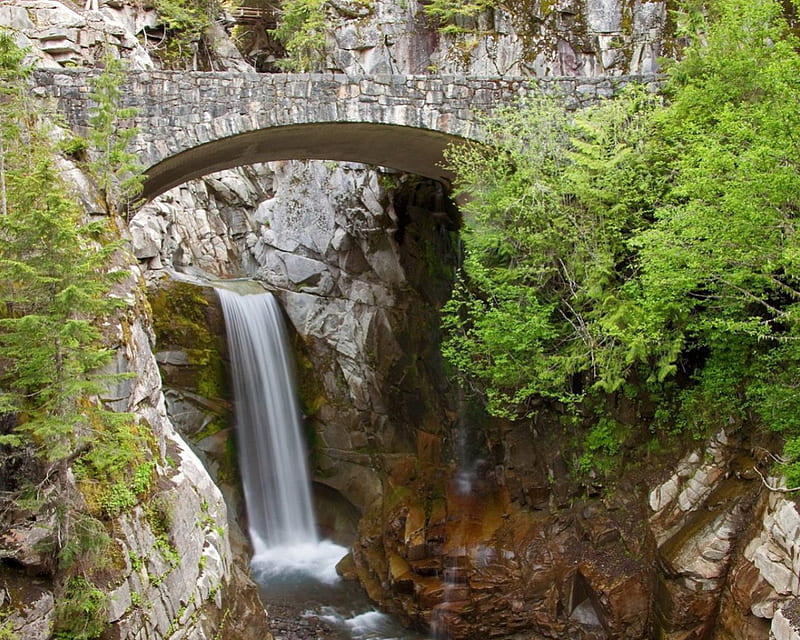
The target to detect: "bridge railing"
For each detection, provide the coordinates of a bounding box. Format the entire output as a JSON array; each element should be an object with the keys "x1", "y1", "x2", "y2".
[{"x1": 226, "y1": 4, "x2": 278, "y2": 26}]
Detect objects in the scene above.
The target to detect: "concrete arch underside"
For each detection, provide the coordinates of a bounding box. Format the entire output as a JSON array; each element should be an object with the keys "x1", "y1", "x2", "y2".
[{"x1": 142, "y1": 122, "x2": 466, "y2": 200}]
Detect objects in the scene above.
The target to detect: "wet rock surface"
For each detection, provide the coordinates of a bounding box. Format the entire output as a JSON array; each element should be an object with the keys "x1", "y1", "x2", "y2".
[{"x1": 265, "y1": 603, "x2": 344, "y2": 640}]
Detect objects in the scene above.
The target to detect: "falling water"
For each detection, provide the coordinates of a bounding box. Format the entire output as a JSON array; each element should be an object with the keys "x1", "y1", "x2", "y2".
[
  {"x1": 216, "y1": 288, "x2": 317, "y2": 554},
  {"x1": 217, "y1": 287, "x2": 431, "y2": 639}
]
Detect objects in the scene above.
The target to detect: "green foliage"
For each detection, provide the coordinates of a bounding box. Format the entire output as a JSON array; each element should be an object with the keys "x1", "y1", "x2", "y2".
[
  {"x1": 94, "y1": 460, "x2": 154, "y2": 517},
  {"x1": 421, "y1": 0, "x2": 498, "y2": 35},
  {"x1": 88, "y1": 53, "x2": 143, "y2": 214},
  {"x1": 54, "y1": 576, "x2": 109, "y2": 640},
  {"x1": 271, "y1": 0, "x2": 372, "y2": 70},
  {"x1": 442, "y1": 86, "x2": 658, "y2": 417},
  {"x1": 0, "y1": 32, "x2": 159, "y2": 637},
  {"x1": 632, "y1": 0, "x2": 800, "y2": 458},
  {"x1": 578, "y1": 418, "x2": 629, "y2": 475},
  {"x1": 149, "y1": 282, "x2": 227, "y2": 399},
  {"x1": 0, "y1": 29, "x2": 31, "y2": 221},
  {"x1": 271, "y1": 0, "x2": 329, "y2": 70},
  {"x1": 152, "y1": 0, "x2": 214, "y2": 66},
  {"x1": 0, "y1": 39, "x2": 132, "y2": 465},
  {"x1": 145, "y1": 493, "x2": 174, "y2": 538},
  {"x1": 0, "y1": 615, "x2": 17, "y2": 640},
  {"x1": 59, "y1": 134, "x2": 89, "y2": 160},
  {"x1": 443, "y1": 0, "x2": 800, "y2": 484},
  {"x1": 0, "y1": 28, "x2": 153, "y2": 508},
  {"x1": 128, "y1": 549, "x2": 145, "y2": 573},
  {"x1": 781, "y1": 437, "x2": 800, "y2": 487},
  {"x1": 155, "y1": 534, "x2": 181, "y2": 568},
  {"x1": 57, "y1": 512, "x2": 111, "y2": 573},
  {"x1": 129, "y1": 590, "x2": 144, "y2": 608}
]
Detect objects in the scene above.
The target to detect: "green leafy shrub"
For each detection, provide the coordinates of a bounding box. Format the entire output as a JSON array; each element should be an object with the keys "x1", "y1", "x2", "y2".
[
  {"x1": 271, "y1": 0, "x2": 372, "y2": 70},
  {"x1": 578, "y1": 418, "x2": 629, "y2": 475},
  {"x1": 271, "y1": 0, "x2": 329, "y2": 70},
  {"x1": 441, "y1": 86, "x2": 658, "y2": 418},
  {"x1": 442, "y1": 0, "x2": 800, "y2": 484},
  {"x1": 421, "y1": 0, "x2": 498, "y2": 35}
]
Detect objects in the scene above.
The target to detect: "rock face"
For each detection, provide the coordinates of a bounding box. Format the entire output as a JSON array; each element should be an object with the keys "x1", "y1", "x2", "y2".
[
  {"x1": 141, "y1": 159, "x2": 461, "y2": 529},
  {"x1": 269, "y1": 0, "x2": 667, "y2": 77},
  {"x1": 1, "y1": 0, "x2": 249, "y2": 70},
  {"x1": 647, "y1": 432, "x2": 761, "y2": 639}
]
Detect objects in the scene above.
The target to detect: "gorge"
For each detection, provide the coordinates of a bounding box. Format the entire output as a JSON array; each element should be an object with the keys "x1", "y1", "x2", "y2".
[{"x1": 0, "y1": 1, "x2": 799, "y2": 640}]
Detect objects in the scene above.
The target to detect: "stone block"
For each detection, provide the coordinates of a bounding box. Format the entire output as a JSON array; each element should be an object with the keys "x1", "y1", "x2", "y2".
[{"x1": 773, "y1": 601, "x2": 800, "y2": 640}]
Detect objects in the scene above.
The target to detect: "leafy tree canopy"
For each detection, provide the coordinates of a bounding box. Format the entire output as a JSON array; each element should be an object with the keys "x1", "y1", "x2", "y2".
[{"x1": 442, "y1": 0, "x2": 800, "y2": 483}]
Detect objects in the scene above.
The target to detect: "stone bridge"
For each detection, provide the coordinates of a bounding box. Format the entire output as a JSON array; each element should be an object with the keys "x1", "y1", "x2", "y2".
[{"x1": 32, "y1": 70, "x2": 658, "y2": 200}]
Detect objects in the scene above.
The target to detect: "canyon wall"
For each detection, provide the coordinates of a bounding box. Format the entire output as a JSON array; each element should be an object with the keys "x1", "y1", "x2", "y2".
[{"x1": 2, "y1": 1, "x2": 800, "y2": 639}]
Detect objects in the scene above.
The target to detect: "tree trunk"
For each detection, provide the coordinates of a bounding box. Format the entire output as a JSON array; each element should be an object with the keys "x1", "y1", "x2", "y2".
[{"x1": 0, "y1": 132, "x2": 7, "y2": 217}]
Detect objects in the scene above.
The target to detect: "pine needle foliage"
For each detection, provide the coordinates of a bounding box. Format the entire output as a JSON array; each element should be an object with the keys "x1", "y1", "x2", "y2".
[
  {"x1": 152, "y1": 0, "x2": 215, "y2": 67},
  {"x1": 421, "y1": 0, "x2": 498, "y2": 35},
  {"x1": 88, "y1": 53, "x2": 144, "y2": 215},
  {"x1": 0, "y1": 31, "x2": 146, "y2": 479},
  {"x1": 0, "y1": 29, "x2": 156, "y2": 639},
  {"x1": 271, "y1": 0, "x2": 331, "y2": 70},
  {"x1": 271, "y1": 0, "x2": 372, "y2": 70}
]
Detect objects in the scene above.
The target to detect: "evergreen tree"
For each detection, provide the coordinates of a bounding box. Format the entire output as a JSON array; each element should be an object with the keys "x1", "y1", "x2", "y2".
[
  {"x1": 0, "y1": 31, "x2": 142, "y2": 474},
  {"x1": 272, "y1": 0, "x2": 329, "y2": 71},
  {"x1": 88, "y1": 52, "x2": 143, "y2": 215},
  {"x1": 0, "y1": 30, "x2": 30, "y2": 219},
  {"x1": 0, "y1": 30, "x2": 155, "y2": 638}
]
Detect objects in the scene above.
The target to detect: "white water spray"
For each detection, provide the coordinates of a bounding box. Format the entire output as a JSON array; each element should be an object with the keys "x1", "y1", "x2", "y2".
[{"x1": 216, "y1": 289, "x2": 318, "y2": 555}]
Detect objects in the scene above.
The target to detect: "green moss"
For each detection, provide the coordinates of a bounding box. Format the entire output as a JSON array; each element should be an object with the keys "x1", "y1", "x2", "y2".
[
  {"x1": 216, "y1": 433, "x2": 239, "y2": 486},
  {"x1": 194, "y1": 417, "x2": 227, "y2": 442},
  {"x1": 383, "y1": 483, "x2": 413, "y2": 514},
  {"x1": 196, "y1": 348, "x2": 227, "y2": 399},
  {"x1": 0, "y1": 613, "x2": 18, "y2": 640},
  {"x1": 149, "y1": 281, "x2": 213, "y2": 350},
  {"x1": 148, "y1": 281, "x2": 229, "y2": 401},
  {"x1": 293, "y1": 342, "x2": 327, "y2": 416}
]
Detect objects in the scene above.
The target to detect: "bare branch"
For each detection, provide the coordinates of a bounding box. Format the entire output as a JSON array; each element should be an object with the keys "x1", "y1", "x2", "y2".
[{"x1": 752, "y1": 464, "x2": 800, "y2": 493}]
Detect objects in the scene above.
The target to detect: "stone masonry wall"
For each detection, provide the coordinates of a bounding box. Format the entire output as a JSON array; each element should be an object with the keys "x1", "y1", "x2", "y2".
[{"x1": 31, "y1": 69, "x2": 660, "y2": 198}]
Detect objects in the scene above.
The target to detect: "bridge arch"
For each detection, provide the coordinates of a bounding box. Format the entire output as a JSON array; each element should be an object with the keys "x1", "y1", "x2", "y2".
[
  {"x1": 142, "y1": 122, "x2": 463, "y2": 200},
  {"x1": 32, "y1": 69, "x2": 658, "y2": 200}
]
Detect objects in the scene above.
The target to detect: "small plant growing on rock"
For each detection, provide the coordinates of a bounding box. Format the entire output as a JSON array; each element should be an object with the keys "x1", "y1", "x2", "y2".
[
  {"x1": 421, "y1": 0, "x2": 498, "y2": 35},
  {"x1": 151, "y1": 0, "x2": 215, "y2": 67},
  {"x1": 272, "y1": 0, "x2": 373, "y2": 70},
  {"x1": 53, "y1": 576, "x2": 109, "y2": 640}
]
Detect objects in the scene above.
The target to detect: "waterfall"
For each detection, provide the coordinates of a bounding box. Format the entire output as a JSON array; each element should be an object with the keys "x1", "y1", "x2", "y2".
[{"x1": 216, "y1": 288, "x2": 318, "y2": 554}]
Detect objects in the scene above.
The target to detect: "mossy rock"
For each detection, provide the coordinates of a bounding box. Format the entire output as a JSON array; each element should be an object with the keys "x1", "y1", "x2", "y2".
[{"x1": 148, "y1": 280, "x2": 229, "y2": 402}]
